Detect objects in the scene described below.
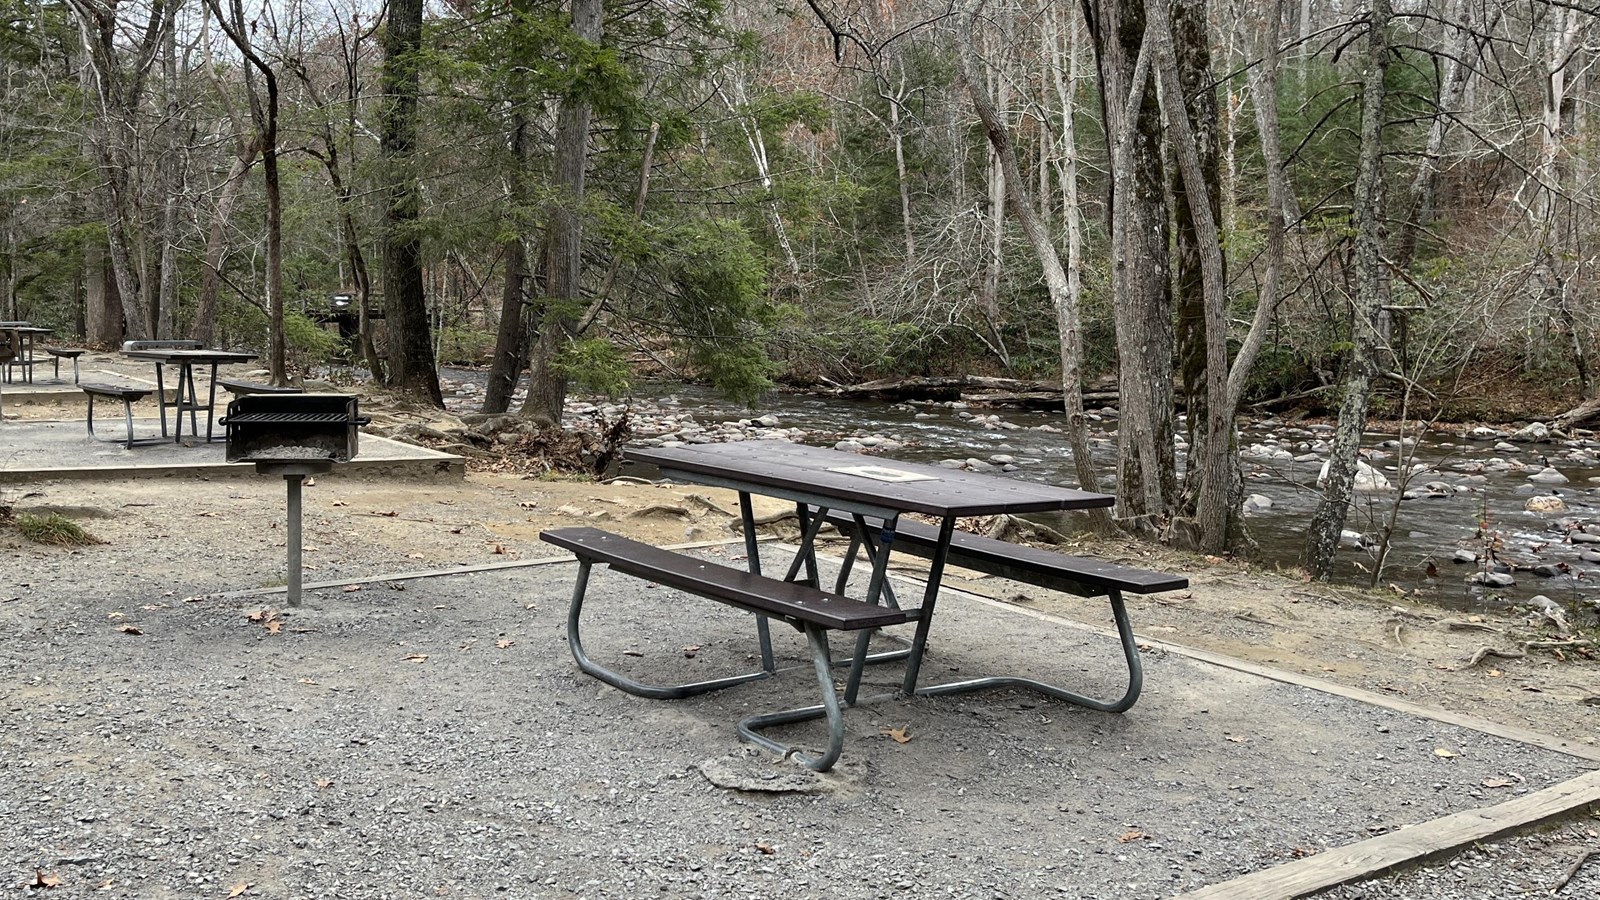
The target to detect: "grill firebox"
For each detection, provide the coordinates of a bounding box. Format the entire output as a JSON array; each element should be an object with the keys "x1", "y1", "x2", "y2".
[{"x1": 222, "y1": 394, "x2": 368, "y2": 463}]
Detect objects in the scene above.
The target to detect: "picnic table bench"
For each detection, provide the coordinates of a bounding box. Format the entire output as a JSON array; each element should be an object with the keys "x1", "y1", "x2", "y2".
[
  {"x1": 217, "y1": 378, "x2": 304, "y2": 397},
  {"x1": 41, "y1": 347, "x2": 84, "y2": 384},
  {"x1": 80, "y1": 383, "x2": 157, "y2": 449},
  {"x1": 541, "y1": 526, "x2": 911, "y2": 771},
  {"x1": 820, "y1": 509, "x2": 1188, "y2": 712}
]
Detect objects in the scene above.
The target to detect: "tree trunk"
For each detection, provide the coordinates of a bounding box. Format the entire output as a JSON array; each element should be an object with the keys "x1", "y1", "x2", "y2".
[
  {"x1": 1171, "y1": 0, "x2": 1220, "y2": 451},
  {"x1": 84, "y1": 241, "x2": 120, "y2": 347},
  {"x1": 155, "y1": 16, "x2": 180, "y2": 340},
  {"x1": 1152, "y1": 0, "x2": 1238, "y2": 554},
  {"x1": 485, "y1": 236, "x2": 528, "y2": 414},
  {"x1": 379, "y1": 0, "x2": 442, "y2": 405},
  {"x1": 960, "y1": 0, "x2": 1112, "y2": 533},
  {"x1": 1305, "y1": 0, "x2": 1391, "y2": 579},
  {"x1": 521, "y1": 0, "x2": 602, "y2": 425},
  {"x1": 1084, "y1": 0, "x2": 1177, "y2": 534}
]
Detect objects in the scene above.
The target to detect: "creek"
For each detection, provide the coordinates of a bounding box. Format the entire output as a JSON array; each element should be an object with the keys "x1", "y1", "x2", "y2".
[{"x1": 440, "y1": 369, "x2": 1600, "y2": 616}]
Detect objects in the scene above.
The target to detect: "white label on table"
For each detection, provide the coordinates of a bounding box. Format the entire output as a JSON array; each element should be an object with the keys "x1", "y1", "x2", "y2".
[{"x1": 826, "y1": 465, "x2": 939, "y2": 483}]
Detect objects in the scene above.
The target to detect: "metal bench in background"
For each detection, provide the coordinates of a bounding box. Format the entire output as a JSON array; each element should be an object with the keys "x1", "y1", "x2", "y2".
[
  {"x1": 80, "y1": 383, "x2": 158, "y2": 450},
  {"x1": 217, "y1": 378, "x2": 304, "y2": 397},
  {"x1": 41, "y1": 347, "x2": 84, "y2": 384}
]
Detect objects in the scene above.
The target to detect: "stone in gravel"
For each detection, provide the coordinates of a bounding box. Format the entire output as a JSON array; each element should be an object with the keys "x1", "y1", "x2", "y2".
[{"x1": 696, "y1": 755, "x2": 826, "y2": 794}]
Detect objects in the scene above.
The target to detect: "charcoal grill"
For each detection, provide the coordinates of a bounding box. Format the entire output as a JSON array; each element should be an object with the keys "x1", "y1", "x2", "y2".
[
  {"x1": 223, "y1": 393, "x2": 367, "y2": 464},
  {"x1": 220, "y1": 394, "x2": 370, "y2": 607}
]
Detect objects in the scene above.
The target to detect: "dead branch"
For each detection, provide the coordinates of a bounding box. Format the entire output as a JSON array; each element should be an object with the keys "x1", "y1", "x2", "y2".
[{"x1": 1553, "y1": 848, "x2": 1599, "y2": 894}]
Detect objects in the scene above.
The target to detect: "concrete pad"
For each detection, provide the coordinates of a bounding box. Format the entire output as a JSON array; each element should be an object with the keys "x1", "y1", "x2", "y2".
[{"x1": 0, "y1": 418, "x2": 463, "y2": 481}]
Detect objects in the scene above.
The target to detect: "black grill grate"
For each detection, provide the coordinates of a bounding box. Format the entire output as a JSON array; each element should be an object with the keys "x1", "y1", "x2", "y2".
[{"x1": 224, "y1": 412, "x2": 352, "y2": 425}]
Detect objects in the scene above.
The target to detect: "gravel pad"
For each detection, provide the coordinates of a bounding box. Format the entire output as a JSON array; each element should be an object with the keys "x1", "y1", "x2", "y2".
[{"x1": 1, "y1": 546, "x2": 1593, "y2": 899}]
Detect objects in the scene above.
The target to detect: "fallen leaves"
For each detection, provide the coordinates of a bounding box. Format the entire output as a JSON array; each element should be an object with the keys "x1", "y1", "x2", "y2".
[
  {"x1": 1116, "y1": 830, "x2": 1146, "y2": 844},
  {"x1": 1434, "y1": 747, "x2": 1461, "y2": 759},
  {"x1": 404, "y1": 654, "x2": 429, "y2": 664},
  {"x1": 495, "y1": 639, "x2": 515, "y2": 649},
  {"x1": 682, "y1": 644, "x2": 701, "y2": 658},
  {"x1": 31, "y1": 870, "x2": 62, "y2": 888},
  {"x1": 314, "y1": 778, "x2": 334, "y2": 790},
  {"x1": 1481, "y1": 777, "x2": 1516, "y2": 788},
  {"x1": 879, "y1": 725, "x2": 912, "y2": 745},
  {"x1": 247, "y1": 608, "x2": 282, "y2": 635},
  {"x1": 228, "y1": 882, "x2": 251, "y2": 897},
  {"x1": 116, "y1": 624, "x2": 143, "y2": 636},
  {"x1": 343, "y1": 584, "x2": 362, "y2": 593},
  {"x1": 753, "y1": 842, "x2": 775, "y2": 855}
]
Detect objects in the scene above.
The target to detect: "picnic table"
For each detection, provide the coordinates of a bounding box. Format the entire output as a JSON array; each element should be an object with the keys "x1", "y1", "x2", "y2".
[
  {"x1": 1, "y1": 324, "x2": 52, "y2": 384},
  {"x1": 542, "y1": 440, "x2": 1187, "y2": 771},
  {"x1": 121, "y1": 347, "x2": 258, "y2": 443}
]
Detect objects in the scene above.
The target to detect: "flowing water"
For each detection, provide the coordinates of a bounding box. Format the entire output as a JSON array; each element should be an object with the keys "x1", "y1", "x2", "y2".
[{"x1": 443, "y1": 370, "x2": 1600, "y2": 615}]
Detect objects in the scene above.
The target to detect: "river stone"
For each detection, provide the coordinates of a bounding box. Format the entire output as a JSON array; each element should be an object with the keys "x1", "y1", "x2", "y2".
[
  {"x1": 754, "y1": 414, "x2": 780, "y2": 428},
  {"x1": 990, "y1": 454, "x2": 1015, "y2": 465},
  {"x1": 1467, "y1": 426, "x2": 1501, "y2": 441},
  {"x1": 834, "y1": 439, "x2": 864, "y2": 452},
  {"x1": 1494, "y1": 441, "x2": 1520, "y2": 452},
  {"x1": 1583, "y1": 524, "x2": 1600, "y2": 536},
  {"x1": 1244, "y1": 494, "x2": 1273, "y2": 512},
  {"x1": 1452, "y1": 549, "x2": 1477, "y2": 564},
  {"x1": 1526, "y1": 495, "x2": 1568, "y2": 512},
  {"x1": 1532, "y1": 565, "x2": 1564, "y2": 578},
  {"x1": 1511, "y1": 422, "x2": 1552, "y2": 443},
  {"x1": 1570, "y1": 532, "x2": 1600, "y2": 544},
  {"x1": 1339, "y1": 529, "x2": 1371, "y2": 550},
  {"x1": 1318, "y1": 459, "x2": 1391, "y2": 491},
  {"x1": 1526, "y1": 595, "x2": 1566, "y2": 614},
  {"x1": 1528, "y1": 467, "x2": 1570, "y2": 484},
  {"x1": 1580, "y1": 551, "x2": 1600, "y2": 563},
  {"x1": 1470, "y1": 571, "x2": 1516, "y2": 587}
]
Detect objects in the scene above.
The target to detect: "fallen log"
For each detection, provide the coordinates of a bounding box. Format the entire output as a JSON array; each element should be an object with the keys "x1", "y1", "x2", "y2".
[{"x1": 1553, "y1": 396, "x2": 1600, "y2": 429}]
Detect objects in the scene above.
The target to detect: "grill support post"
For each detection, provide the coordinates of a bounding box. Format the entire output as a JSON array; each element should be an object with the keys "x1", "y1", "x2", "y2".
[
  {"x1": 256, "y1": 461, "x2": 334, "y2": 607},
  {"x1": 286, "y1": 473, "x2": 305, "y2": 607}
]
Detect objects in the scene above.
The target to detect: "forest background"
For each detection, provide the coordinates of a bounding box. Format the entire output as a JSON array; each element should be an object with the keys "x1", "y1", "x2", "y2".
[{"x1": 3, "y1": 0, "x2": 1599, "y2": 568}]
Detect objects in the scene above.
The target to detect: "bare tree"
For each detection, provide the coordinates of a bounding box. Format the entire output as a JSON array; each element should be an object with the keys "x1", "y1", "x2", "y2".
[
  {"x1": 1305, "y1": 0, "x2": 1393, "y2": 579},
  {"x1": 66, "y1": 0, "x2": 174, "y2": 341}
]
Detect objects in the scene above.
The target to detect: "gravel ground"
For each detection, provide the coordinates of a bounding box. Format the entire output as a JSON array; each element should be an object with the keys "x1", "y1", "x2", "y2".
[
  {"x1": 3, "y1": 532, "x2": 1596, "y2": 899},
  {"x1": 1312, "y1": 814, "x2": 1600, "y2": 898}
]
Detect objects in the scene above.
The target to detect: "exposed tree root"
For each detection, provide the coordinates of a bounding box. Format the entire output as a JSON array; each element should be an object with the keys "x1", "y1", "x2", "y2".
[{"x1": 1462, "y1": 646, "x2": 1526, "y2": 669}]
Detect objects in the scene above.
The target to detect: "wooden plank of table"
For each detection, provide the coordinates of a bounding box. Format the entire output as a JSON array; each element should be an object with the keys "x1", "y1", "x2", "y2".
[{"x1": 1172, "y1": 767, "x2": 1600, "y2": 900}]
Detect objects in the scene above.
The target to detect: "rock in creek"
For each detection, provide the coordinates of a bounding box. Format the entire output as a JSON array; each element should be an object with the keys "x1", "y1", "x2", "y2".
[
  {"x1": 1452, "y1": 549, "x2": 1477, "y2": 564},
  {"x1": 1526, "y1": 494, "x2": 1568, "y2": 513},
  {"x1": 1469, "y1": 571, "x2": 1516, "y2": 587},
  {"x1": 1528, "y1": 466, "x2": 1570, "y2": 484}
]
